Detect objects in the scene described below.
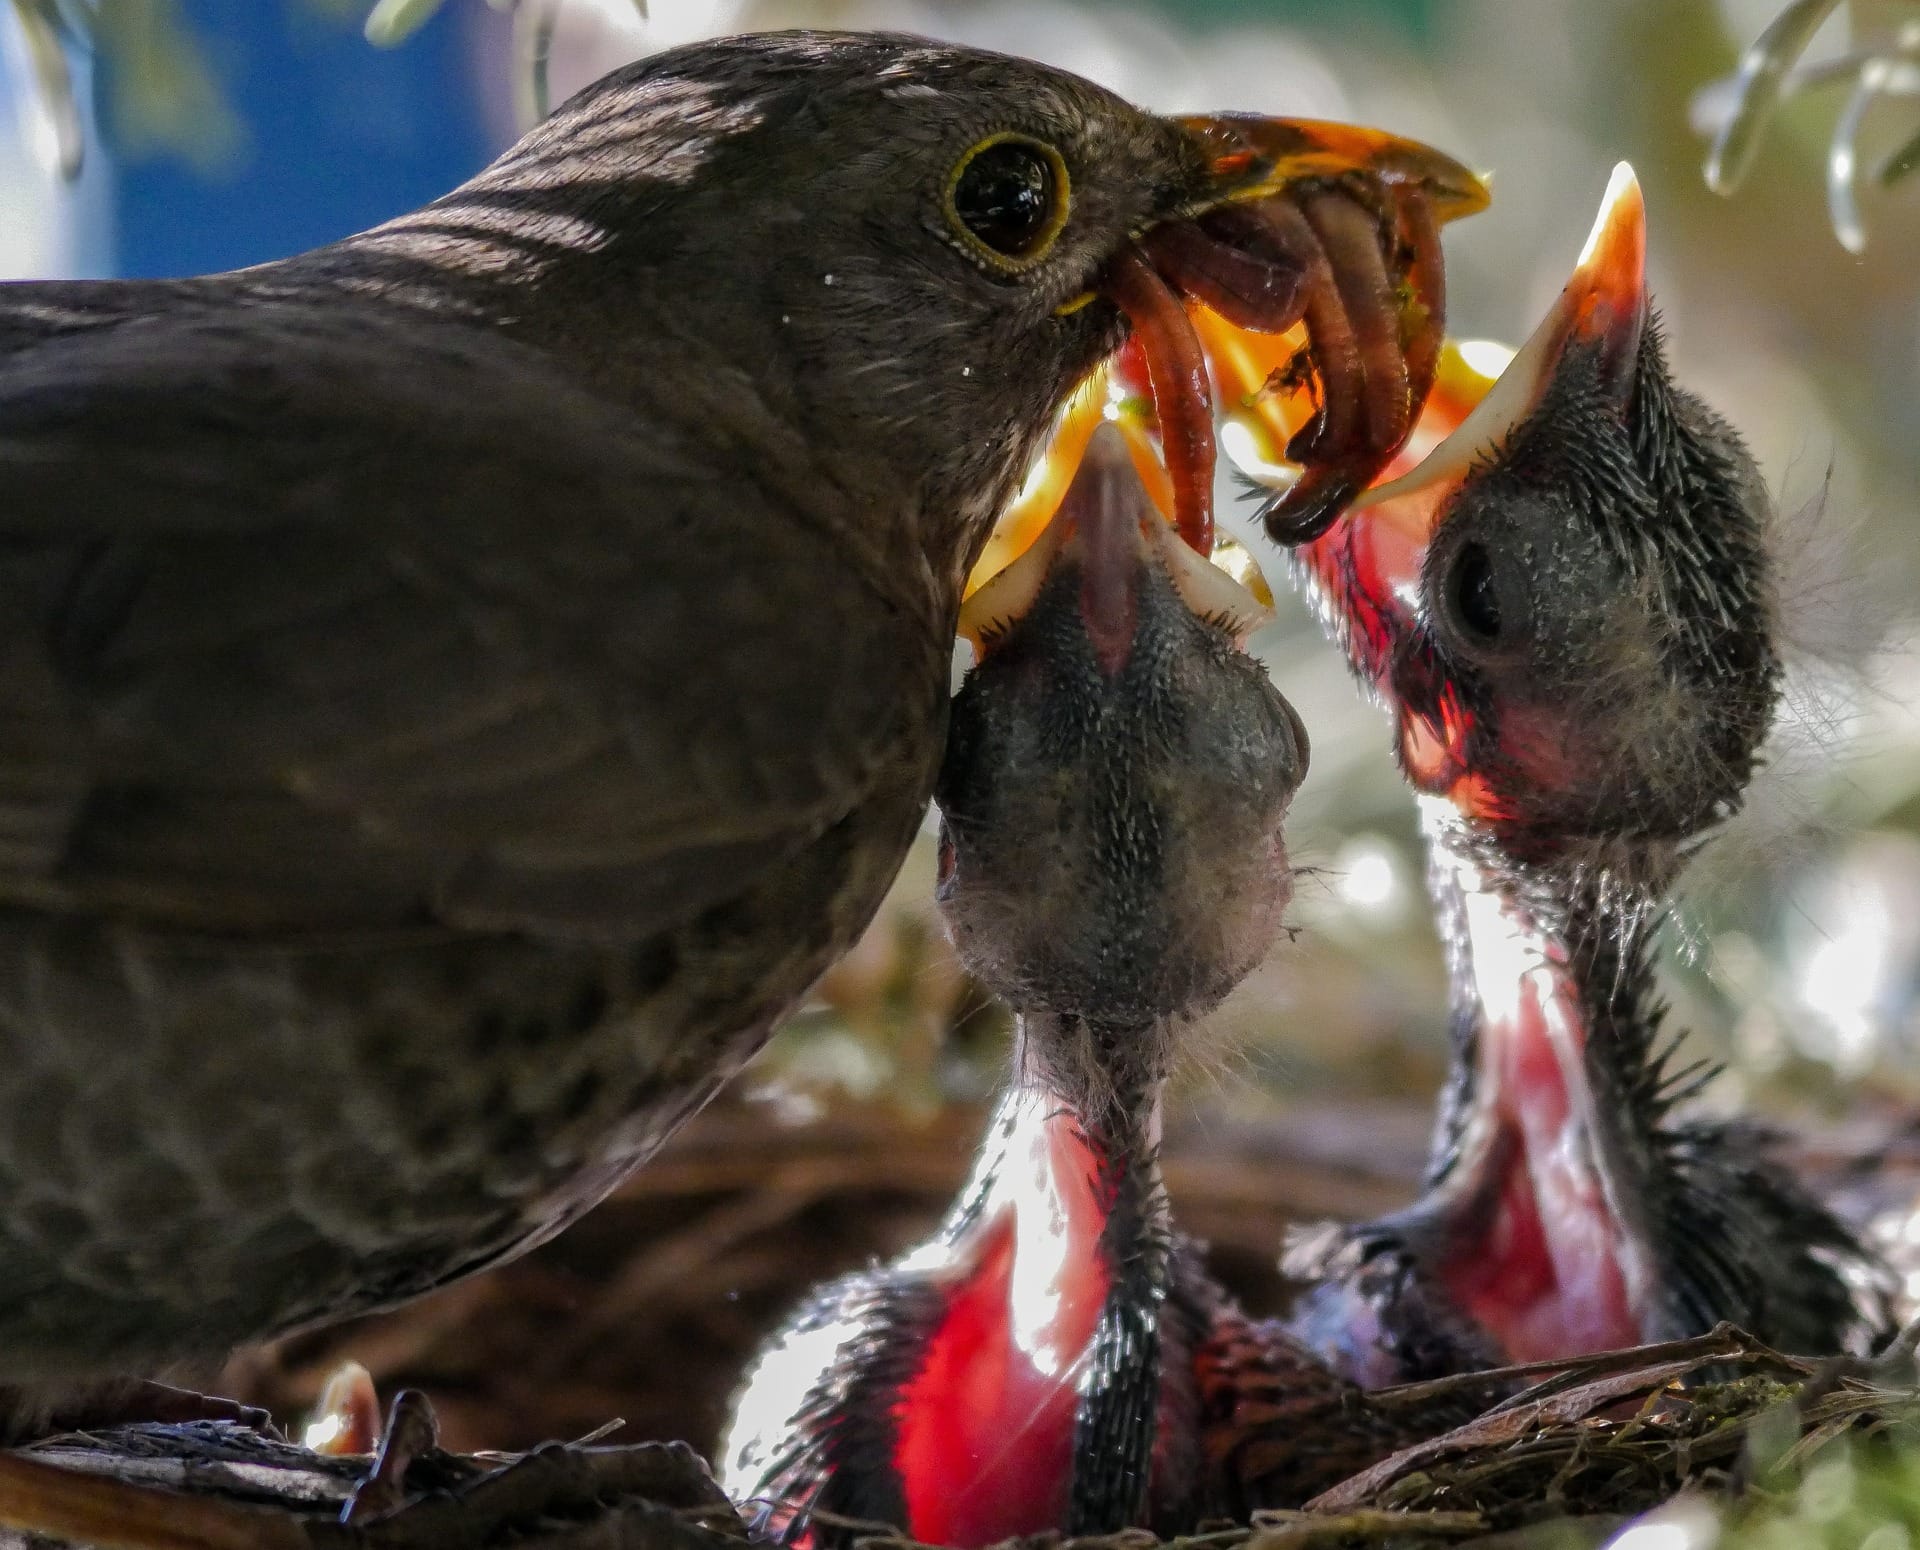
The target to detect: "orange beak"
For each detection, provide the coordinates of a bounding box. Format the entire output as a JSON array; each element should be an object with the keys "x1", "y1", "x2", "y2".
[
  {"x1": 960, "y1": 425, "x2": 1269, "y2": 669},
  {"x1": 1175, "y1": 114, "x2": 1491, "y2": 223}
]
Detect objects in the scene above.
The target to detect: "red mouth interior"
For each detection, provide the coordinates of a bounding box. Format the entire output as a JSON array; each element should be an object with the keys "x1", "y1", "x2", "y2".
[
  {"x1": 1432, "y1": 892, "x2": 1642, "y2": 1361},
  {"x1": 890, "y1": 1094, "x2": 1118, "y2": 1547}
]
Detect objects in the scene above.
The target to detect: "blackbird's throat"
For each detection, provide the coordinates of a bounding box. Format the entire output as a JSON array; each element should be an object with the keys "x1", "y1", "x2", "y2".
[{"x1": 890, "y1": 1018, "x2": 1175, "y2": 1545}]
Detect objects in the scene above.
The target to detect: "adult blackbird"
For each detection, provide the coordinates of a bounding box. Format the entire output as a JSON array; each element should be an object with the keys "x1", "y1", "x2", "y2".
[
  {"x1": 1263, "y1": 167, "x2": 1893, "y2": 1380},
  {"x1": 0, "y1": 31, "x2": 1481, "y2": 1414}
]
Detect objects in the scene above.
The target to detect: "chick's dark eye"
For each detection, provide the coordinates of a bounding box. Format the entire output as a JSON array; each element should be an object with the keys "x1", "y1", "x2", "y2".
[
  {"x1": 947, "y1": 136, "x2": 1069, "y2": 267},
  {"x1": 1449, "y1": 540, "x2": 1502, "y2": 643}
]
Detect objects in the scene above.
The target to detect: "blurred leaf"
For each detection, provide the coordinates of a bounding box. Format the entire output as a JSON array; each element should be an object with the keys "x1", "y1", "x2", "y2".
[
  {"x1": 90, "y1": 0, "x2": 244, "y2": 173},
  {"x1": 1706, "y1": 0, "x2": 1844, "y2": 195},
  {"x1": 1701, "y1": 0, "x2": 1920, "y2": 248},
  {"x1": 362, "y1": 0, "x2": 448, "y2": 46},
  {"x1": 511, "y1": 0, "x2": 557, "y2": 127},
  {"x1": 1825, "y1": 55, "x2": 1891, "y2": 252},
  {"x1": 8, "y1": 0, "x2": 83, "y2": 178},
  {"x1": 373, "y1": 0, "x2": 647, "y2": 120}
]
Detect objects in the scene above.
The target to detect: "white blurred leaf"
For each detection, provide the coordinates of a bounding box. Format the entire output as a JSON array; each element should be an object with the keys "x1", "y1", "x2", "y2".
[
  {"x1": 10, "y1": 0, "x2": 83, "y2": 179},
  {"x1": 363, "y1": 0, "x2": 448, "y2": 46},
  {"x1": 1706, "y1": 0, "x2": 1845, "y2": 194}
]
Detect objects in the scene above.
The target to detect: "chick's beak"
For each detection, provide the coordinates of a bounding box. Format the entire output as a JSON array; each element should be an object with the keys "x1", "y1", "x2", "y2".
[
  {"x1": 1088, "y1": 116, "x2": 1490, "y2": 560},
  {"x1": 1312, "y1": 161, "x2": 1650, "y2": 682},
  {"x1": 959, "y1": 426, "x2": 1269, "y2": 674}
]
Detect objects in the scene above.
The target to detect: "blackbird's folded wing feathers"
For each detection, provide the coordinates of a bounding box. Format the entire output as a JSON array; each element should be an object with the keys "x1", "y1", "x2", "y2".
[{"x1": 0, "y1": 303, "x2": 918, "y2": 940}]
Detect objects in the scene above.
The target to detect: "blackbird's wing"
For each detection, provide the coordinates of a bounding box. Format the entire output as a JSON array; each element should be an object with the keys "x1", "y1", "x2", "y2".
[{"x1": 0, "y1": 302, "x2": 922, "y2": 940}]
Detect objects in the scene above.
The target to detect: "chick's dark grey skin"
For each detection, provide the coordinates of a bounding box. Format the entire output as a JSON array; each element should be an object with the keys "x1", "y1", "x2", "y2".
[
  {"x1": 721, "y1": 431, "x2": 1314, "y2": 1546},
  {"x1": 0, "y1": 30, "x2": 1447, "y2": 1412},
  {"x1": 938, "y1": 434, "x2": 1308, "y2": 1039},
  {"x1": 1280, "y1": 167, "x2": 1892, "y2": 1384}
]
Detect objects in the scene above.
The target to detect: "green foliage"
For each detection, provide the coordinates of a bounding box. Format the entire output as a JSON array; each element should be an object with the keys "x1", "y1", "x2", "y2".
[
  {"x1": 89, "y1": 0, "x2": 244, "y2": 171},
  {"x1": 1722, "y1": 1434, "x2": 1920, "y2": 1550}
]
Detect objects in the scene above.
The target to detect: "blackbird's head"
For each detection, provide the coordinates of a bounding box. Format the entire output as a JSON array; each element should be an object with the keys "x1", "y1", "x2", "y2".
[
  {"x1": 936, "y1": 427, "x2": 1308, "y2": 1038},
  {"x1": 432, "y1": 30, "x2": 1482, "y2": 591},
  {"x1": 1294, "y1": 166, "x2": 1777, "y2": 865}
]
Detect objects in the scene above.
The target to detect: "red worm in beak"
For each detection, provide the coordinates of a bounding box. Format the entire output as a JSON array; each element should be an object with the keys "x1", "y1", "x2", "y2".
[
  {"x1": 1139, "y1": 213, "x2": 1309, "y2": 333},
  {"x1": 1100, "y1": 244, "x2": 1215, "y2": 556},
  {"x1": 1395, "y1": 189, "x2": 1446, "y2": 433}
]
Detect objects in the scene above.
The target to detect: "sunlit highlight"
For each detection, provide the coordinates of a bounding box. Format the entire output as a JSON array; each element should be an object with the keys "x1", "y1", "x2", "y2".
[
  {"x1": 1432, "y1": 798, "x2": 1647, "y2": 1359},
  {"x1": 1334, "y1": 836, "x2": 1401, "y2": 914},
  {"x1": 1606, "y1": 1499, "x2": 1721, "y2": 1550},
  {"x1": 884, "y1": 1088, "x2": 1115, "y2": 1547},
  {"x1": 1456, "y1": 337, "x2": 1516, "y2": 381},
  {"x1": 1009, "y1": 1095, "x2": 1081, "y2": 1375}
]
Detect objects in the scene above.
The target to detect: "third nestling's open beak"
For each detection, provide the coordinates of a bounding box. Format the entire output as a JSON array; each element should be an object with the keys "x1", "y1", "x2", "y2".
[
  {"x1": 1307, "y1": 163, "x2": 1646, "y2": 686},
  {"x1": 944, "y1": 427, "x2": 1306, "y2": 1030},
  {"x1": 1096, "y1": 116, "x2": 1489, "y2": 555},
  {"x1": 1281, "y1": 164, "x2": 1652, "y2": 813}
]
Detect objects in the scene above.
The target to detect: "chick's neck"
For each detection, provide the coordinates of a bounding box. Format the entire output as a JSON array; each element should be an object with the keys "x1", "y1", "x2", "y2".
[
  {"x1": 1418, "y1": 797, "x2": 1679, "y2": 1363},
  {"x1": 889, "y1": 1013, "x2": 1176, "y2": 1546}
]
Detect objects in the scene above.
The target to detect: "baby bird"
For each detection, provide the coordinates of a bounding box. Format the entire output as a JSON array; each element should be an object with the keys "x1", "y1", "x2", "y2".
[
  {"x1": 1272, "y1": 166, "x2": 1892, "y2": 1383},
  {"x1": 720, "y1": 429, "x2": 1357, "y2": 1545}
]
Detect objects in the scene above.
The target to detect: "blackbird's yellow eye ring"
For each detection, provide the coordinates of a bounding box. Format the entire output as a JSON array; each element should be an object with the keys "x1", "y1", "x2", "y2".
[{"x1": 945, "y1": 133, "x2": 1070, "y2": 272}]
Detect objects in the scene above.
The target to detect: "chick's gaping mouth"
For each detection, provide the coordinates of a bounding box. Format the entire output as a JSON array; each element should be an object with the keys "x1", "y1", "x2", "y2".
[
  {"x1": 1280, "y1": 165, "x2": 1651, "y2": 812},
  {"x1": 1064, "y1": 163, "x2": 1647, "y2": 838},
  {"x1": 960, "y1": 422, "x2": 1270, "y2": 674}
]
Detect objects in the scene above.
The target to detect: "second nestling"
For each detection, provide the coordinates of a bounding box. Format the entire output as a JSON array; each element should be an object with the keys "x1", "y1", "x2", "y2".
[{"x1": 722, "y1": 164, "x2": 1903, "y2": 1548}]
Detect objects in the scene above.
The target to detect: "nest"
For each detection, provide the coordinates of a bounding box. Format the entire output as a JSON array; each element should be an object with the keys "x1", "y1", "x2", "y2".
[
  {"x1": 5, "y1": 1326, "x2": 1918, "y2": 1549},
  {"x1": 218, "y1": 1094, "x2": 1439, "y2": 1458},
  {"x1": 1, "y1": 1094, "x2": 1915, "y2": 1549}
]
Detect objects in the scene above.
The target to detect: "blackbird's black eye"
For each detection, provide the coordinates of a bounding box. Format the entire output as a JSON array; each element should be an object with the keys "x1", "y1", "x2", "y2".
[
  {"x1": 1449, "y1": 540, "x2": 1502, "y2": 643},
  {"x1": 947, "y1": 135, "x2": 1069, "y2": 270}
]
